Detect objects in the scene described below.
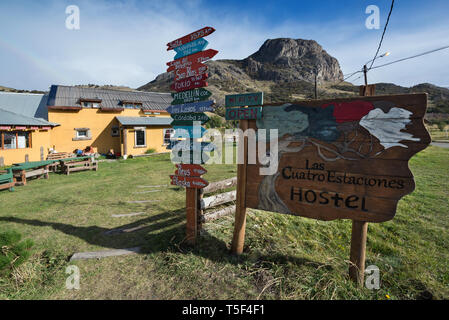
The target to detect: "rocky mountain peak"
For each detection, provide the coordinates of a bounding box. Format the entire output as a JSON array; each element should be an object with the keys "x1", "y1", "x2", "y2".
[{"x1": 243, "y1": 38, "x2": 343, "y2": 82}]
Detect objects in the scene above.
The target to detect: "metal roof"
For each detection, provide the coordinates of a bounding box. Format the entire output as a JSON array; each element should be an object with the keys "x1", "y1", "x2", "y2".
[
  {"x1": 0, "y1": 92, "x2": 49, "y2": 120},
  {"x1": 0, "y1": 108, "x2": 58, "y2": 126},
  {"x1": 48, "y1": 85, "x2": 171, "y2": 111},
  {"x1": 116, "y1": 116, "x2": 172, "y2": 126}
]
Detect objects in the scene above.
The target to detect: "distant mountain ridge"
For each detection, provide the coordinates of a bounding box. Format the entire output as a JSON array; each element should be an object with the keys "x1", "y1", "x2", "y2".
[{"x1": 139, "y1": 38, "x2": 449, "y2": 119}]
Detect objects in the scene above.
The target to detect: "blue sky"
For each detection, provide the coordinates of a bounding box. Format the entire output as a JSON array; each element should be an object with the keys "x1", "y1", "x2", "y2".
[{"x1": 1, "y1": 0, "x2": 448, "y2": 91}]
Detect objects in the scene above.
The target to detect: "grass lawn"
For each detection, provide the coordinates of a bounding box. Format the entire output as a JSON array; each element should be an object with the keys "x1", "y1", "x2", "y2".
[{"x1": 0, "y1": 146, "x2": 448, "y2": 300}]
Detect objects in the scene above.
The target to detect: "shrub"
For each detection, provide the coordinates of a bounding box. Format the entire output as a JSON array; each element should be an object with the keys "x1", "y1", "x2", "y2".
[
  {"x1": 0, "y1": 230, "x2": 34, "y2": 276},
  {"x1": 145, "y1": 148, "x2": 157, "y2": 154}
]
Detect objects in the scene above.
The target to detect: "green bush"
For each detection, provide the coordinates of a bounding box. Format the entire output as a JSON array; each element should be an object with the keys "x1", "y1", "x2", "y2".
[
  {"x1": 0, "y1": 230, "x2": 34, "y2": 276},
  {"x1": 145, "y1": 148, "x2": 157, "y2": 154}
]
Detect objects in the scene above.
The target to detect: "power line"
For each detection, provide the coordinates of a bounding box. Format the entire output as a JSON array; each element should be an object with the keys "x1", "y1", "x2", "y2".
[
  {"x1": 370, "y1": 45, "x2": 449, "y2": 70},
  {"x1": 368, "y1": 0, "x2": 395, "y2": 70}
]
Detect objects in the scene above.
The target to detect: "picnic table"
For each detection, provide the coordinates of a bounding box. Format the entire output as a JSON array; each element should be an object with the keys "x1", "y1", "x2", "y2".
[
  {"x1": 10, "y1": 160, "x2": 54, "y2": 186},
  {"x1": 58, "y1": 156, "x2": 98, "y2": 175},
  {"x1": 0, "y1": 170, "x2": 15, "y2": 192}
]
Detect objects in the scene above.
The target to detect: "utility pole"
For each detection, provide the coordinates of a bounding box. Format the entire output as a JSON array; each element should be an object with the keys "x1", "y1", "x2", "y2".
[{"x1": 363, "y1": 64, "x2": 368, "y2": 86}]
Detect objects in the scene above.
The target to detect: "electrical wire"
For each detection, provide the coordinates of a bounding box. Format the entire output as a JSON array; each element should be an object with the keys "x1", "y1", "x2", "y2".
[
  {"x1": 369, "y1": 0, "x2": 395, "y2": 70},
  {"x1": 370, "y1": 45, "x2": 449, "y2": 70}
]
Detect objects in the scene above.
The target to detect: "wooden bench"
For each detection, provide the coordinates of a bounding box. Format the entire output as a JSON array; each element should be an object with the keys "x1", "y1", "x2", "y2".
[
  {"x1": 11, "y1": 161, "x2": 52, "y2": 186},
  {"x1": 47, "y1": 152, "x2": 75, "y2": 172},
  {"x1": 0, "y1": 170, "x2": 16, "y2": 192},
  {"x1": 61, "y1": 158, "x2": 98, "y2": 175}
]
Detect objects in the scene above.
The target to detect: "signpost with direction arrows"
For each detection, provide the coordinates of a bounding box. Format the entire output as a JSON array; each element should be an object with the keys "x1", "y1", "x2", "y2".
[{"x1": 166, "y1": 26, "x2": 218, "y2": 244}]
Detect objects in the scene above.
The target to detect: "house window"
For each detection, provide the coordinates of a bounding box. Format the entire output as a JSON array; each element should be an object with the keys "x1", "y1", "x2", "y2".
[
  {"x1": 73, "y1": 128, "x2": 92, "y2": 141},
  {"x1": 1, "y1": 131, "x2": 31, "y2": 149},
  {"x1": 134, "y1": 128, "x2": 146, "y2": 147},
  {"x1": 124, "y1": 103, "x2": 141, "y2": 109},
  {"x1": 111, "y1": 126, "x2": 120, "y2": 137},
  {"x1": 163, "y1": 128, "x2": 174, "y2": 145},
  {"x1": 82, "y1": 102, "x2": 100, "y2": 108}
]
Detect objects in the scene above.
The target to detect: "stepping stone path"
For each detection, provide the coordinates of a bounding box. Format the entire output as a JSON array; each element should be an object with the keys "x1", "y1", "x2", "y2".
[
  {"x1": 126, "y1": 200, "x2": 161, "y2": 204},
  {"x1": 104, "y1": 224, "x2": 147, "y2": 235},
  {"x1": 136, "y1": 185, "x2": 168, "y2": 188},
  {"x1": 111, "y1": 212, "x2": 145, "y2": 218},
  {"x1": 70, "y1": 247, "x2": 141, "y2": 261},
  {"x1": 134, "y1": 190, "x2": 161, "y2": 194}
]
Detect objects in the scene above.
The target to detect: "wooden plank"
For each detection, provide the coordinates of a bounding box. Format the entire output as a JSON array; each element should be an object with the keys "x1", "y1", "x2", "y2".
[
  {"x1": 174, "y1": 65, "x2": 209, "y2": 83},
  {"x1": 201, "y1": 190, "x2": 236, "y2": 210},
  {"x1": 203, "y1": 177, "x2": 237, "y2": 194},
  {"x1": 175, "y1": 163, "x2": 207, "y2": 177},
  {"x1": 170, "y1": 112, "x2": 210, "y2": 125},
  {"x1": 225, "y1": 92, "x2": 263, "y2": 107},
  {"x1": 70, "y1": 247, "x2": 141, "y2": 261},
  {"x1": 225, "y1": 107, "x2": 262, "y2": 120},
  {"x1": 171, "y1": 88, "x2": 211, "y2": 104},
  {"x1": 202, "y1": 205, "x2": 236, "y2": 223},
  {"x1": 231, "y1": 119, "x2": 249, "y2": 254},
  {"x1": 171, "y1": 79, "x2": 207, "y2": 92},
  {"x1": 167, "y1": 26, "x2": 215, "y2": 51},
  {"x1": 167, "y1": 100, "x2": 214, "y2": 114},
  {"x1": 167, "y1": 49, "x2": 218, "y2": 71},
  {"x1": 170, "y1": 175, "x2": 209, "y2": 189},
  {"x1": 174, "y1": 38, "x2": 208, "y2": 60}
]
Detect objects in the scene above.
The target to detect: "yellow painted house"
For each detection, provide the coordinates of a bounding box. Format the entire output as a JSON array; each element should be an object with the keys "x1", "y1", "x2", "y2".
[
  {"x1": 0, "y1": 86, "x2": 173, "y2": 166},
  {"x1": 46, "y1": 85, "x2": 173, "y2": 157},
  {"x1": 0, "y1": 92, "x2": 58, "y2": 166}
]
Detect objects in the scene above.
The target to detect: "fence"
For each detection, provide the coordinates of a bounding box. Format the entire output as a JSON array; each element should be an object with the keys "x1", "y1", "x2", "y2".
[{"x1": 197, "y1": 177, "x2": 237, "y2": 232}]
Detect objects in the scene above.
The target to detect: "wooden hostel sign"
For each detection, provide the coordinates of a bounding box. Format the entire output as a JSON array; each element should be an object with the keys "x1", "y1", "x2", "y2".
[{"x1": 245, "y1": 94, "x2": 430, "y2": 223}]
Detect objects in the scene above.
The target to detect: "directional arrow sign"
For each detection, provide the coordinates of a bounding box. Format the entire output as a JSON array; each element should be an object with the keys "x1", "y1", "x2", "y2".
[
  {"x1": 174, "y1": 64, "x2": 208, "y2": 81},
  {"x1": 225, "y1": 92, "x2": 264, "y2": 108},
  {"x1": 171, "y1": 80, "x2": 207, "y2": 92},
  {"x1": 174, "y1": 126, "x2": 206, "y2": 139},
  {"x1": 171, "y1": 74, "x2": 208, "y2": 92},
  {"x1": 175, "y1": 163, "x2": 207, "y2": 177},
  {"x1": 167, "y1": 100, "x2": 215, "y2": 114},
  {"x1": 171, "y1": 113, "x2": 210, "y2": 125},
  {"x1": 174, "y1": 38, "x2": 208, "y2": 60},
  {"x1": 167, "y1": 49, "x2": 218, "y2": 71},
  {"x1": 170, "y1": 175, "x2": 209, "y2": 189},
  {"x1": 171, "y1": 88, "x2": 212, "y2": 105},
  {"x1": 167, "y1": 26, "x2": 215, "y2": 51}
]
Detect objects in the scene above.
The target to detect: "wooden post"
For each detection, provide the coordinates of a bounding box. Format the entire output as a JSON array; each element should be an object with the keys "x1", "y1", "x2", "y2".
[
  {"x1": 231, "y1": 119, "x2": 249, "y2": 254},
  {"x1": 186, "y1": 187, "x2": 198, "y2": 245},
  {"x1": 349, "y1": 221, "x2": 368, "y2": 285},
  {"x1": 197, "y1": 188, "x2": 204, "y2": 235},
  {"x1": 348, "y1": 84, "x2": 376, "y2": 284},
  {"x1": 0, "y1": 157, "x2": 4, "y2": 167},
  {"x1": 40, "y1": 147, "x2": 44, "y2": 161}
]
